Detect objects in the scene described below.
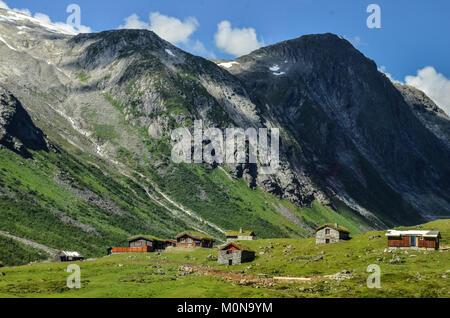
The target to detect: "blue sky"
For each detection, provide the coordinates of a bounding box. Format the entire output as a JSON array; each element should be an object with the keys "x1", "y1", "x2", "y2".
[{"x1": 2, "y1": 0, "x2": 450, "y2": 114}]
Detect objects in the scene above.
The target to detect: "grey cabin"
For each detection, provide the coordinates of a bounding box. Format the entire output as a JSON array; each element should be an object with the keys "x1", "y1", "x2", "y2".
[
  {"x1": 225, "y1": 228, "x2": 257, "y2": 242},
  {"x1": 218, "y1": 242, "x2": 255, "y2": 265},
  {"x1": 315, "y1": 223, "x2": 350, "y2": 244}
]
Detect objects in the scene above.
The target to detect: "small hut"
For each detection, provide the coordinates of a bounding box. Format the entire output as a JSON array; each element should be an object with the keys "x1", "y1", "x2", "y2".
[
  {"x1": 218, "y1": 242, "x2": 255, "y2": 265},
  {"x1": 175, "y1": 231, "x2": 215, "y2": 248},
  {"x1": 386, "y1": 230, "x2": 441, "y2": 250},
  {"x1": 315, "y1": 223, "x2": 350, "y2": 244},
  {"x1": 56, "y1": 251, "x2": 84, "y2": 262},
  {"x1": 226, "y1": 228, "x2": 257, "y2": 242}
]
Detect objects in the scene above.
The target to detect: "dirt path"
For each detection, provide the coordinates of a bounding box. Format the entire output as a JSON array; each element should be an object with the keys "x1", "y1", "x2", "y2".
[
  {"x1": 178, "y1": 264, "x2": 350, "y2": 286},
  {"x1": 0, "y1": 230, "x2": 58, "y2": 257}
]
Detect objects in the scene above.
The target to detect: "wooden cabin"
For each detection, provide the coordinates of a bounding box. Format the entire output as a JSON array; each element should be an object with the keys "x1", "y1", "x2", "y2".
[
  {"x1": 226, "y1": 228, "x2": 257, "y2": 242},
  {"x1": 386, "y1": 230, "x2": 441, "y2": 250},
  {"x1": 127, "y1": 235, "x2": 166, "y2": 251},
  {"x1": 315, "y1": 223, "x2": 350, "y2": 244},
  {"x1": 107, "y1": 235, "x2": 165, "y2": 255},
  {"x1": 175, "y1": 231, "x2": 215, "y2": 248},
  {"x1": 56, "y1": 251, "x2": 84, "y2": 262},
  {"x1": 165, "y1": 239, "x2": 177, "y2": 247},
  {"x1": 218, "y1": 242, "x2": 255, "y2": 265}
]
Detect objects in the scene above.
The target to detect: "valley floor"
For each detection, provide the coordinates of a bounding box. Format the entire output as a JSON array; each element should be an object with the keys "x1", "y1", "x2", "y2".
[{"x1": 0, "y1": 220, "x2": 449, "y2": 298}]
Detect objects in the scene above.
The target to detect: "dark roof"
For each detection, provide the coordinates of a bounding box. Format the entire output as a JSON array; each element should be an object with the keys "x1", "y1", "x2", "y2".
[
  {"x1": 316, "y1": 223, "x2": 350, "y2": 234},
  {"x1": 165, "y1": 239, "x2": 177, "y2": 244},
  {"x1": 226, "y1": 230, "x2": 255, "y2": 237},
  {"x1": 128, "y1": 235, "x2": 165, "y2": 242},
  {"x1": 175, "y1": 231, "x2": 215, "y2": 241},
  {"x1": 219, "y1": 242, "x2": 254, "y2": 252}
]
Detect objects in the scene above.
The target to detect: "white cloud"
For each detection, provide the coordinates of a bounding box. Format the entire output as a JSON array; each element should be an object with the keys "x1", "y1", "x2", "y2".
[
  {"x1": 405, "y1": 66, "x2": 450, "y2": 116},
  {"x1": 149, "y1": 12, "x2": 198, "y2": 45},
  {"x1": 214, "y1": 20, "x2": 264, "y2": 57},
  {"x1": 120, "y1": 12, "x2": 198, "y2": 45},
  {"x1": 0, "y1": 1, "x2": 9, "y2": 9},
  {"x1": 0, "y1": 1, "x2": 91, "y2": 34},
  {"x1": 188, "y1": 40, "x2": 216, "y2": 59},
  {"x1": 119, "y1": 13, "x2": 150, "y2": 30}
]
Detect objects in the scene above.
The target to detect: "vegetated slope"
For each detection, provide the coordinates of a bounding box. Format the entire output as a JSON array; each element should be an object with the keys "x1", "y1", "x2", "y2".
[
  {"x1": 0, "y1": 235, "x2": 48, "y2": 266},
  {"x1": 0, "y1": 219, "x2": 448, "y2": 298},
  {"x1": 0, "y1": 7, "x2": 449, "y2": 264}
]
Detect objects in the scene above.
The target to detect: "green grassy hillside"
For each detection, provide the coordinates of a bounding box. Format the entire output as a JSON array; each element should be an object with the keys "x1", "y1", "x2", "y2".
[
  {"x1": 0, "y1": 236, "x2": 48, "y2": 267},
  {"x1": 0, "y1": 220, "x2": 448, "y2": 298}
]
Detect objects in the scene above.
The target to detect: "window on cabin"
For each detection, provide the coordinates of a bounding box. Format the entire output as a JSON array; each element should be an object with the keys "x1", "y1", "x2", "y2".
[
  {"x1": 325, "y1": 229, "x2": 330, "y2": 235},
  {"x1": 180, "y1": 238, "x2": 185, "y2": 243}
]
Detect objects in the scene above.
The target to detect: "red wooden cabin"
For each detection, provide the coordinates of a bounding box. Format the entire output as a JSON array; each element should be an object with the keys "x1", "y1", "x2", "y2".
[{"x1": 386, "y1": 230, "x2": 441, "y2": 250}]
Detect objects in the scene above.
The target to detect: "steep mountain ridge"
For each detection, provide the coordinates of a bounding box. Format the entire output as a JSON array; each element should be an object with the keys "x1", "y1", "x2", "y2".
[{"x1": 220, "y1": 33, "x2": 450, "y2": 224}]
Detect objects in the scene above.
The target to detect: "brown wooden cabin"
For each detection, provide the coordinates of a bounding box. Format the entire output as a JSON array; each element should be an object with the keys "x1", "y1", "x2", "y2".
[
  {"x1": 128, "y1": 235, "x2": 166, "y2": 251},
  {"x1": 386, "y1": 230, "x2": 441, "y2": 250},
  {"x1": 56, "y1": 251, "x2": 84, "y2": 262},
  {"x1": 165, "y1": 239, "x2": 177, "y2": 247},
  {"x1": 175, "y1": 231, "x2": 215, "y2": 248},
  {"x1": 107, "y1": 235, "x2": 166, "y2": 255}
]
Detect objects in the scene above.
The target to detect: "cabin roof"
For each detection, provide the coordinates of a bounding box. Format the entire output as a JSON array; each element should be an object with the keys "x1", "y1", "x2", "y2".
[
  {"x1": 128, "y1": 235, "x2": 165, "y2": 242},
  {"x1": 225, "y1": 230, "x2": 255, "y2": 237},
  {"x1": 385, "y1": 230, "x2": 441, "y2": 238},
  {"x1": 58, "y1": 251, "x2": 84, "y2": 257},
  {"x1": 316, "y1": 223, "x2": 350, "y2": 234},
  {"x1": 175, "y1": 231, "x2": 215, "y2": 241},
  {"x1": 219, "y1": 242, "x2": 254, "y2": 252}
]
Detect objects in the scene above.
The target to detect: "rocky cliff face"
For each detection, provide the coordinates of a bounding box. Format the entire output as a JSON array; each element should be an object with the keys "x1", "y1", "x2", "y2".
[
  {"x1": 0, "y1": 6, "x2": 449, "y2": 245},
  {"x1": 0, "y1": 87, "x2": 48, "y2": 157}
]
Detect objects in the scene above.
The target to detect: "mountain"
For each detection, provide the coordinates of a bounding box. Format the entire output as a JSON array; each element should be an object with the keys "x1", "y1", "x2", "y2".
[{"x1": 0, "y1": 8, "x2": 449, "y2": 262}]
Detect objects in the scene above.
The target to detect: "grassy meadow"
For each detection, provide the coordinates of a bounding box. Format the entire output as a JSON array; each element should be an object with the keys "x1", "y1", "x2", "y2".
[{"x1": 0, "y1": 219, "x2": 448, "y2": 298}]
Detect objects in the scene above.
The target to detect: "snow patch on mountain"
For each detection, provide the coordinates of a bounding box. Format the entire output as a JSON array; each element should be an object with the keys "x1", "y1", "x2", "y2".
[
  {"x1": 165, "y1": 49, "x2": 176, "y2": 57},
  {"x1": 0, "y1": 34, "x2": 16, "y2": 50},
  {"x1": 269, "y1": 64, "x2": 280, "y2": 72},
  {"x1": 218, "y1": 61, "x2": 239, "y2": 69}
]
